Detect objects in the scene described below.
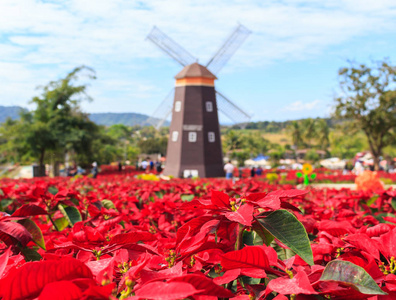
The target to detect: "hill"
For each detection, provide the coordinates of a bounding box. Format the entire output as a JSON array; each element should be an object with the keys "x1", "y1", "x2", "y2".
[
  {"x1": 0, "y1": 106, "x2": 168, "y2": 127},
  {"x1": 234, "y1": 118, "x2": 338, "y2": 132},
  {"x1": 89, "y1": 112, "x2": 147, "y2": 126},
  {"x1": 0, "y1": 106, "x2": 27, "y2": 123},
  {"x1": 0, "y1": 105, "x2": 332, "y2": 129}
]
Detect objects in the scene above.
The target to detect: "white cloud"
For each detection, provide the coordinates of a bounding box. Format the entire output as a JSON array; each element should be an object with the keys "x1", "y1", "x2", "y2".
[
  {"x1": 284, "y1": 100, "x2": 322, "y2": 111},
  {"x1": 0, "y1": 0, "x2": 395, "y2": 116}
]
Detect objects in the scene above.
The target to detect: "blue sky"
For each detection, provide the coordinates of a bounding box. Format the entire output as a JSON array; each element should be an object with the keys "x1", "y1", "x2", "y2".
[{"x1": 0, "y1": 0, "x2": 395, "y2": 122}]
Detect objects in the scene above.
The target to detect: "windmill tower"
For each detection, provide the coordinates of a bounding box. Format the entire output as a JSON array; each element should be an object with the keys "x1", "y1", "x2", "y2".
[{"x1": 146, "y1": 25, "x2": 251, "y2": 178}]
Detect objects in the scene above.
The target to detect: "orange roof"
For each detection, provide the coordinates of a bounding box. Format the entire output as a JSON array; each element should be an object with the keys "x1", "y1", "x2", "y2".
[{"x1": 175, "y1": 63, "x2": 217, "y2": 79}]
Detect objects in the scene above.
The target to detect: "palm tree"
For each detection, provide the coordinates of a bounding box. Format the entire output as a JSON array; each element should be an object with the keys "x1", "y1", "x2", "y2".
[
  {"x1": 301, "y1": 118, "x2": 316, "y2": 148},
  {"x1": 287, "y1": 121, "x2": 303, "y2": 149},
  {"x1": 315, "y1": 119, "x2": 330, "y2": 150}
]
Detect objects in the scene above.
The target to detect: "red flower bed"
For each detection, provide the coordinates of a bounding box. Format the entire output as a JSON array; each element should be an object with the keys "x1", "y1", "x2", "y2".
[
  {"x1": 0, "y1": 174, "x2": 395, "y2": 299},
  {"x1": 257, "y1": 168, "x2": 396, "y2": 184}
]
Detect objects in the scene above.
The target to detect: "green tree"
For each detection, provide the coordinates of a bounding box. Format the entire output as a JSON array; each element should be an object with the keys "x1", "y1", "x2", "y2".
[
  {"x1": 315, "y1": 119, "x2": 330, "y2": 150},
  {"x1": 0, "y1": 66, "x2": 105, "y2": 168},
  {"x1": 287, "y1": 121, "x2": 304, "y2": 149},
  {"x1": 330, "y1": 130, "x2": 366, "y2": 159},
  {"x1": 305, "y1": 149, "x2": 320, "y2": 163},
  {"x1": 138, "y1": 137, "x2": 168, "y2": 156},
  {"x1": 223, "y1": 130, "x2": 244, "y2": 153},
  {"x1": 301, "y1": 118, "x2": 316, "y2": 148},
  {"x1": 287, "y1": 118, "x2": 330, "y2": 151},
  {"x1": 334, "y1": 60, "x2": 396, "y2": 170}
]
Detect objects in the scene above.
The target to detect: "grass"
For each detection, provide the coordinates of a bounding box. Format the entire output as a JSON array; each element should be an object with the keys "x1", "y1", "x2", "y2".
[{"x1": 262, "y1": 132, "x2": 292, "y2": 145}]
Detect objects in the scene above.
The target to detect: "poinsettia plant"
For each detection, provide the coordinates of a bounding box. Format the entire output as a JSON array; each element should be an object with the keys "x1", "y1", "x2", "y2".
[{"x1": 0, "y1": 173, "x2": 393, "y2": 299}]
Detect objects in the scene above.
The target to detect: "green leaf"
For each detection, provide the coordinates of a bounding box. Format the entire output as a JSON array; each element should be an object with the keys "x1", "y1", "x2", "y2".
[
  {"x1": 101, "y1": 199, "x2": 116, "y2": 210},
  {"x1": 270, "y1": 240, "x2": 295, "y2": 261},
  {"x1": 391, "y1": 198, "x2": 396, "y2": 211},
  {"x1": 241, "y1": 276, "x2": 261, "y2": 286},
  {"x1": 257, "y1": 209, "x2": 313, "y2": 265},
  {"x1": 242, "y1": 230, "x2": 254, "y2": 246},
  {"x1": 374, "y1": 212, "x2": 396, "y2": 223},
  {"x1": 154, "y1": 191, "x2": 164, "y2": 199},
  {"x1": 181, "y1": 194, "x2": 194, "y2": 201},
  {"x1": 58, "y1": 205, "x2": 82, "y2": 226},
  {"x1": 367, "y1": 195, "x2": 379, "y2": 206},
  {"x1": 70, "y1": 198, "x2": 79, "y2": 206},
  {"x1": 252, "y1": 220, "x2": 274, "y2": 246},
  {"x1": 119, "y1": 220, "x2": 125, "y2": 229},
  {"x1": 48, "y1": 186, "x2": 58, "y2": 195},
  {"x1": 320, "y1": 260, "x2": 387, "y2": 295},
  {"x1": 21, "y1": 247, "x2": 42, "y2": 262},
  {"x1": 18, "y1": 219, "x2": 46, "y2": 250},
  {"x1": 0, "y1": 199, "x2": 13, "y2": 210},
  {"x1": 53, "y1": 217, "x2": 69, "y2": 231}
]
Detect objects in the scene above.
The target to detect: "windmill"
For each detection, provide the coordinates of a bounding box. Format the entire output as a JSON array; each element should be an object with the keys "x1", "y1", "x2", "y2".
[{"x1": 146, "y1": 24, "x2": 252, "y2": 178}]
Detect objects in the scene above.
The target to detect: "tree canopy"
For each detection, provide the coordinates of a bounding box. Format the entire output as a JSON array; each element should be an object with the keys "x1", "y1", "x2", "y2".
[
  {"x1": 0, "y1": 66, "x2": 107, "y2": 167},
  {"x1": 286, "y1": 118, "x2": 329, "y2": 150},
  {"x1": 334, "y1": 59, "x2": 396, "y2": 170}
]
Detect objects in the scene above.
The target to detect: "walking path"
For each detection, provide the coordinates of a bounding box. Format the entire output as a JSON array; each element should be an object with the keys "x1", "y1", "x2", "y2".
[{"x1": 306, "y1": 183, "x2": 396, "y2": 190}]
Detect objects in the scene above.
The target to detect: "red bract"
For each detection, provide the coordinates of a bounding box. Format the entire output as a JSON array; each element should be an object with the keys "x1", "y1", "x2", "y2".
[
  {"x1": 0, "y1": 170, "x2": 393, "y2": 299},
  {"x1": 267, "y1": 267, "x2": 317, "y2": 295},
  {"x1": 0, "y1": 257, "x2": 93, "y2": 300},
  {"x1": 0, "y1": 219, "x2": 32, "y2": 247},
  {"x1": 221, "y1": 246, "x2": 270, "y2": 270}
]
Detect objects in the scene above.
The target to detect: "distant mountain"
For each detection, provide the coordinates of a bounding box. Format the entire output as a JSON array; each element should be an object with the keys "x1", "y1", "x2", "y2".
[
  {"x1": 1, "y1": 105, "x2": 332, "y2": 129},
  {"x1": 0, "y1": 106, "x2": 27, "y2": 123},
  {"x1": 0, "y1": 106, "x2": 168, "y2": 127},
  {"x1": 88, "y1": 112, "x2": 169, "y2": 127}
]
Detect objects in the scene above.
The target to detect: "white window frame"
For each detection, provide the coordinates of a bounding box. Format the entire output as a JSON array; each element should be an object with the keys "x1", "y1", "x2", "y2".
[
  {"x1": 208, "y1": 132, "x2": 215, "y2": 143},
  {"x1": 175, "y1": 101, "x2": 182, "y2": 112},
  {"x1": 171, "y1": 131, "x2": 179, "y2": 142},
  {"x1": 188, "y1": 132, "x2": 197, "y2": 142},
  {"x1": 205, "y1": 101, "x2": 213, "y2": 112},
  {"x1": 183, "y1": 169, "x2": 199, "y2": 178}
]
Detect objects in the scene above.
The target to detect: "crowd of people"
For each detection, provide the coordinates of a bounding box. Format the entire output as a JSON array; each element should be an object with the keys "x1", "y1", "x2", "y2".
[
  {"x1": 223, "y1": 160, "x2": 264, "y2": 180},
  {"x1": 137, "y1": 158, "x2": 163, "y2": 173}
]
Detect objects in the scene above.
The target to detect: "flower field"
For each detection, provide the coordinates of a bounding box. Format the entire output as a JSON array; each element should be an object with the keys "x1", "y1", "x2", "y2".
[{"x1": 0, "y1": 174, "x2": 396, "y2": 299}]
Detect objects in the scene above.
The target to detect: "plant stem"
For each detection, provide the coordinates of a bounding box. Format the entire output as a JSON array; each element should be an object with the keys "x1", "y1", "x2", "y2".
[
  {"x1": 235, "y1": 223, "x2": 244, "y2": 251},
  {"x1": 48, "y1": 214, "x2": 59, "y2": 231}
]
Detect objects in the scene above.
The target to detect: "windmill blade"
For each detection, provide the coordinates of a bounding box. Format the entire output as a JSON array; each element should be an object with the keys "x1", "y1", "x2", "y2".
[
  {"x1": 216, "y1": 90, "x2": 251, "y2": 128},
  {"x1": 143, "y1": 89, "x2": 175, "y2": 129},
  {"x1": 206, "y1": 24, "x2": 251, "y2": 75},
  {"x1": 146, "y1": 26, "x2": 197, "y2": 67}
]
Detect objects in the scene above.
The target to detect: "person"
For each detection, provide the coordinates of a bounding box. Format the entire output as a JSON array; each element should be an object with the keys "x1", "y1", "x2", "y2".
[
  {"x1": 141, "y1": 159, "x2": 148, "y2": 171},
  {"x1": 91, "y1": 161, "x2": 98, "y2": 178},
  {"x1": 239, "y1": 167, "x2": 243, "y2": 179},
  {"x1": 150, "y1": 160, "x2": 154, "y2": 171},
  {"x1": 118, "y1": 161, "x2": 122, "y2": 172},
  {"x1": 155, "y1": 161, "x2": 162, "y2": 173},
  {"x1": 77, "y1": 165, "x2": 85, "y2": 175},
  {"x1": 251, "y1": 167, "x2": 256, "y2": 178},
  {"x1": 224, "y1": 160, "x2": 235, "y2": 180},
  {"x1": 256, "y1": 166, "x2": 263, "y2": 176},
  {"x1": 68, "y1": 164, "x2": 77, "y2": 177},
  {"x1": 353, "y1": 160, "x2": 364, "y2": 175}
]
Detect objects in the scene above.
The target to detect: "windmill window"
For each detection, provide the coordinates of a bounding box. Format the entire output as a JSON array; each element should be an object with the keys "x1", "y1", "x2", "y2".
[
  {"x1": 188, "y1": 132, "x2": 197, "y2": 142},
  {"x1": 206, "y1": 101, "x2": 213, "y2": 112},
  {"x1": 208, "y1": 132, "x2": 215, "y2": 143},
  {"x1": 175, "y1": 101, "x2": 182, "y2": 112},
  {"x1": 172, "y1": 131, "x2": 179, "y2": 142}
]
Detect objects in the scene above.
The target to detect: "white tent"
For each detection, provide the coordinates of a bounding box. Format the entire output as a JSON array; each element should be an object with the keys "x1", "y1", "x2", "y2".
[
  {"x1": 244, "y1": 159, "x2": 271, "y2": 167},
  {"x1": 244, "y1": 159, "x2": 256, "y2": 166},
  {"x1": 320, "y1": 157, "x2": 346, "y2": 170}
]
